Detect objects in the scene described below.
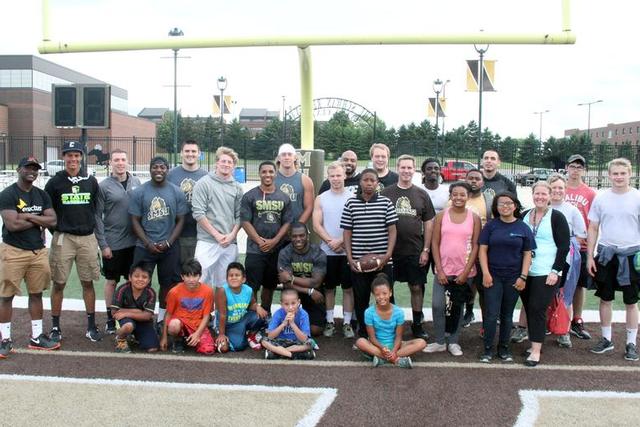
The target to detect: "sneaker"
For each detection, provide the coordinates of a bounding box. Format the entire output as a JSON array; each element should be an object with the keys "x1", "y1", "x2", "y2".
[
  {"x1": 323, "y1": 322, "x2": 336, "y2": 337},
  {"x1": 105, "y1": 320, "x2": 117, "y2": 335},
  {"x1": 570, "y1": 318, "x2": 592, "y2": 340},
  {"x1": 411, "y1": 322, "x2": 429, "y2": 340},
  {"x1": 498, "y1": 345, "x2": 514, "y2": 362},
  {"x1": 247, "y1": 332, "x2": 262, "y2": 350},
  {"x1": 624, "y1": 343, "x2": 639, "y2": 361},
  {"x1": 292, "y1": 350, "x2": 316, "y2": 360},
  {"x1": 511, "y1": 326, "x2": 528, "y2": 343},
  {"x1": 463, "y1": 310, "x2": 475, "y2": 328},
  {"x1": 0, "y1": 339, "x2": 14, "y2": 358},
  {"x1": 372, "y1": 355, "x2": 386, "y2": 367},
  {"x1": 28, "y1": 334, "x2": 61, "y2": 351},
  {"x1": 49, "y1": 327, "x2": 62, "y2": 343},
  {"x1": 448, "y1": 343, "x2": 463, "y2": 357},
  {"x1": 422, "y1": 342, "x2": 447, "y2": 353},
  {"x1": 479, "y1": 348, "x2": 492, "y2": 363},
  {"x1": 557, "y1": 334, "x2": 572, "y2": 348},
  {"x1": 342, "y1": 323, "x2": 355, "y2": 339},
  {"x1": 171, "y1": 337, "x2": 185, "y2": 354},
  {"x1": 265, "y1": 349, "x2": 279, "y2": 360},
  {"x1": 85, "y1": 327, "x2": 103, "y2": 342},
  {"x1": 590, "y1": 337, "x2": 614, "y2": 354},
  {"x1": 115, "y1": 338, "x2": 132, "y2": 353},
  {"x1": 396, "y1": 356, "x2": 413, "y2": 369},
  {"x1": 360, "y1": 351, "x2": 374, "y2": 362}
]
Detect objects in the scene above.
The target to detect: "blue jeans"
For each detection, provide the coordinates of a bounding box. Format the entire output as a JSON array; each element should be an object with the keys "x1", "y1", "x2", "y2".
[
  {"x1": 224, "y1": 311, "x2": 265, "y2": 351},
  {"x1": 482, "y1": 274, "x2": 520, "y2": 349}
]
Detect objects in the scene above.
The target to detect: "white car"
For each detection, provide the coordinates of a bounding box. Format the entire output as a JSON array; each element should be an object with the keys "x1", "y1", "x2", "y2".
[{"x1": 42, "y1": 160, "x2": 95, "y2": 176}]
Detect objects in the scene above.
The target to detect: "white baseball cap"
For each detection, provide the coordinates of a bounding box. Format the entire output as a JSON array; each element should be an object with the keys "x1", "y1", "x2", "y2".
[{"x1": 278, "y1": 143, "x2": 296, "y2": 155}]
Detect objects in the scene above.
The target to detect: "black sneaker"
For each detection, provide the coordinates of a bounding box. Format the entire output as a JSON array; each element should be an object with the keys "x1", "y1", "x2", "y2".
[
  {"x1": 497, "y1": 345, "x2": 513, "y2": 362},
  {"x1": 171, "y1": 337, "x2": 185, "y2": 354},
  {"x1": 28, "y1": 333, "x2": 61, "y2": 351},
  {"x1": 479, "y1": 348, "x2": 492, "y2": 363},
  {"x1": 624, "y1": 343, "x2": 639, "y2": 361},
  {"x1": 510, "y1": 326, "x2": 528, "y2": 343},
  {"x1": 49, "y1": 327, "x2": 62, "y2": 343},
  {"x1": 463, "y1": 310, "x2": 475, "y2": 328},
  {"x1": 0, "y1": 339, "x2": 14, "y2": 359},
  {"x1": 570, "y1": 318, "x2": 592, "y2": 340},
  {"x1": 292, "y1": 350, "x2": 316, "y2": 360},
  {"x1": 105, "y1": 320, "x2": 117, "y2": 335},
  {"x1": 411, "y1": 322, "x2": 429, "y2": 340},
  {"x1": 590, "y1": 337, "x2": 614, "y2": 354},
  {"x1": 85, "y1": 327, "x2": 103, "y2": 342},
  {"x1": 264, "y1": 349, "x2": 279, "y2": 360}
]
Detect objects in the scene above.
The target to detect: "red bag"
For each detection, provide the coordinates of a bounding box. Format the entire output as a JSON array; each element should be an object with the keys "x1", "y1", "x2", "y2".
[{"x1": 546, "y1": 290, "x2": 570, "y2": 335}]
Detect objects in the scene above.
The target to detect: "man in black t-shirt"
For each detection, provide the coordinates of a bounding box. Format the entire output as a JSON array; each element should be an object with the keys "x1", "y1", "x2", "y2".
[
  {"x1": 0, "y1": 157, "x2": 59, "y2": 358},
  {"x1": 370, "y1": 143, "x2": 398, "y2": 192},
  {"x1": 481, "y1": 150, "x2": 516, "y2": 198}
]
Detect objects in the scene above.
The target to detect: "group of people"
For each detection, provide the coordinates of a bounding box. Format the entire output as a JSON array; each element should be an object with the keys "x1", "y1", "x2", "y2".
[{"x1": 1, "y1": 139, "x2": 638, "y2": 367}]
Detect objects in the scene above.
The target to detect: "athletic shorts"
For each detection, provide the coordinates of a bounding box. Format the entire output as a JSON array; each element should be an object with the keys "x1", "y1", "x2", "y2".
[
  {"x1": 393, "y1": 255, "x2": 427, "y2": 286},
  {"x1": 323, "y1": 255, "x2": 352, "y2": 290},
  {"x1": 102, "y1": 246, "x2": 135, "y2": 282},
  {"x1": 594, "y1": 254, "x2": 640, "y2": 305},
  {"x1": 245, "y1": 251, "x2": 279, "y2": 291},
  {"x1": 299, "y1": 292, "x2": 326, "y2": 328},
  {"x1": 49, "y1": 232, "x2": 100, "y2": 283},
  {"x1": 194, "y1": 240, "x2": 238, "y2": 288},
  {"x1": 577, "y1": 251, "x2": 593, "y2": 289},
  {"x1": 0, "y1": 243, "x2": 50, "y2": 297},
  {"x1": 174, "y1": 317, "x2": 216, "y2": 354},
  {"x1": 118, "y1": 318, "x2": 159, "y2": 350}
]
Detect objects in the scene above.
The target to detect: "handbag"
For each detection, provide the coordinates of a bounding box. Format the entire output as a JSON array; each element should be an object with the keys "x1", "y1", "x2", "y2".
[{"x1": 546, "y1": 289, "x2": 570, "y2": 335}]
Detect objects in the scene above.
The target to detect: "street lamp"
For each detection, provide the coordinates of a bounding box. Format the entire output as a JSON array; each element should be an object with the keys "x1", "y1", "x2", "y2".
[
  {"x1": 474, "y1": 43, "x2": 489, "y2": 167},
  {"x1": 433, "y1": 78, "x2": 443, "y2": 159},
  {"x1": 217, "y1": 76, "x2": 227, "y2": 146},
  {"x1": 534, "y1": 110, "x2": 550, "y2": 145},
  {"x1": 440, "y1": 79, "x2": 451, "y2": 136},
  {"x1": 577, "y1": 99, "x2": 603, "y2": 140},
  {"x1": 168, "y1": 27, "x2": 184, "y2": 166}
]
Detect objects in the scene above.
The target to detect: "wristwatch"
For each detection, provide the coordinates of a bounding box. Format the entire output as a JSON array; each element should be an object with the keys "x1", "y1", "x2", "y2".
[{"x1": 422, "y1": 248, "x2": 430, "y2": 253}]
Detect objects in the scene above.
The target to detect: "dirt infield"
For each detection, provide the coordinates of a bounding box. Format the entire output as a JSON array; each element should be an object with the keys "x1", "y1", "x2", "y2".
[{"x1": 2, "y1": 309, "x2": 640, "y2": 426}]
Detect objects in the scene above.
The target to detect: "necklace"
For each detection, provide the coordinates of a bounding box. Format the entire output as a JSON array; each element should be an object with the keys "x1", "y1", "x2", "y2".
[{"x1": 530, "y1": 208, "x2": 549, "y2": 237}]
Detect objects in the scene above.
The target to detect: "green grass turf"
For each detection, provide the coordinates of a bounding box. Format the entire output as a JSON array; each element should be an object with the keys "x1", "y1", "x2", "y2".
[{"x1": 44, "y1": 255, "x2": 622, "y2": 311}]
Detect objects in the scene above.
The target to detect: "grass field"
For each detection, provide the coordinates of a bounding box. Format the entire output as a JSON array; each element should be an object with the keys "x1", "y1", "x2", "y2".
[{"x1": 47, "y1": 255, "x2": 622, "y2": 311}]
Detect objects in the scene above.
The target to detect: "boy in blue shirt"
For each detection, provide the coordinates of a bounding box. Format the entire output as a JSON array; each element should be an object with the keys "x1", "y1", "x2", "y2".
[
  {"x1": 216, "y1": 262, "x2": 268, "y2": 352},
  {"x1": 262, "y1": 289, "x2": 315, "y2": 360}
]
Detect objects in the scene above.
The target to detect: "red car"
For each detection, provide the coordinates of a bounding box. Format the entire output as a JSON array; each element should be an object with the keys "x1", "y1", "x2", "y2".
[{"x1": 440, "y1": 160, "x2": 476, "y2": 182}]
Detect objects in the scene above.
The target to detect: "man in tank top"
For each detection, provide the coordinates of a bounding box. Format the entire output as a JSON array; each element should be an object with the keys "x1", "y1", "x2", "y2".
[{"x1": 275, "y1": 143, "x2": 314, "y2": 224}]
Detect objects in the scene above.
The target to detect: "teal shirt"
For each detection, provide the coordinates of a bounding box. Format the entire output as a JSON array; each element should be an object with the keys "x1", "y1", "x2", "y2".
[
  {"x1": 222, "y1": 283, "x2": 253, "y2": 324},
  {"x1": 364, "y1": 304, "x2": 405, "y2": 348}
]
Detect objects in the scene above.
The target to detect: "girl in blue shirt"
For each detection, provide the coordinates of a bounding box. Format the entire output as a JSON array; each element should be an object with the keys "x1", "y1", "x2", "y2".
[{"x1": 355, "y1": 273, "x2": 426, "y2": 368}]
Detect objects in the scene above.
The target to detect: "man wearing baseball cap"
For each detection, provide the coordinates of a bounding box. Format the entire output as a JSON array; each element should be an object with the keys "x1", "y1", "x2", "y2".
[
  {"x1": 0, "y1": 157, "x2": 60, "y2": 357},
  {"x1": 275, "y1": 143, "x2": 314, "y2": 224},
  {"x1": 44, "y1": 141, "x2": 102, "y2": 343}
]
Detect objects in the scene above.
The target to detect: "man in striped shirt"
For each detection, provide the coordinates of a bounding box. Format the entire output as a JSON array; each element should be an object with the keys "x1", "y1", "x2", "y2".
[{"x1": 341, "y1": 169, "x2": 398, "y2": 338}]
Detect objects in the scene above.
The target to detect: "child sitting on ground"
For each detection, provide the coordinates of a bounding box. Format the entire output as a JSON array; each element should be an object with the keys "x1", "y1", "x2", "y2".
[
  {"x1": 355, "y1": 273, "x2": 426, "y2": 368},
  {"x1": 111, "y1": 264, "x2": 159, "y2": 353},
  {"x1": 216, "y1": 262, "x2": 268, "y2": 352},
  {"x1": 262, "y1": 288, "x2": 316, "y2": 360},
  {"x1": 160, "y1": 259, "x2": 215, "y2": 354}
]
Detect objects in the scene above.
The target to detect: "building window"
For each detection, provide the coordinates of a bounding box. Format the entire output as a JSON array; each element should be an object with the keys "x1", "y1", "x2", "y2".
[
  {"x1": 622, "y1": 128, "x2": 626, "y2": 134},
  {"x1": 608, "y1": 130, "x2": 612, "y2": 139}
]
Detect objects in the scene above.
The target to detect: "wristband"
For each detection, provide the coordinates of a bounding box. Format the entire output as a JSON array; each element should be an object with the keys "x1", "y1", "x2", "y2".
[
  {"x1": 165, "y1": 240, "x2": 171, "y2": 248},
  {"x1": 519, "y1": 274, "x2": 527, "y2": 281},
  {"x1": 308, "y1": 288, "x2": 313, "y2": 296}
]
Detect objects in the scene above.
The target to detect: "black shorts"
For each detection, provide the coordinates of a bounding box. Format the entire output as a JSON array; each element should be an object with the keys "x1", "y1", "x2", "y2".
[
  {"x1": 103, "y1": 247, "x2": 135, "y2": 282},
  {"x1": 119, "y1": 318, "x2": 159, "y2": 350},
  {"x1": 323, "y1": 256, "x2": 352, "y2": 290},
  {"x1": 393, "y1": 255, "x2": 427, "y2": 286},
  {"x1": 577, "y1": 251, "x2": 593, "y2": 289},
  {"x1": 594, "y1": 254, "x2": 640, "y2": 305},
  {"x1": 299, "y1": 293, "x2": 326, "y2": 328},
  {"x1": 246, "y1": 251, "x2": 280, "y2": 291}
]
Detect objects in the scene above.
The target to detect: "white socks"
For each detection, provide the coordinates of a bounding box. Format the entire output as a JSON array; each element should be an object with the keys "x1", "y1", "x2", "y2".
[
  {"x1": 601, "y1": 326, "x2": 612, "y2": 341},
  {"x1": 31, "y1": 320, "x2": 43, "y2": 338},
  {"x1": 0, "y1": 322, "x2": 10, "y2": 340},
  {"x1": 344, "y1": 312, "x2": 353, "y2": 324},
  {"x1": 326, "y1": 310, "x2": 334, "y2": 323},
  {"x1": 627, "y1": 328, "x2": 638, "y2": 345}
]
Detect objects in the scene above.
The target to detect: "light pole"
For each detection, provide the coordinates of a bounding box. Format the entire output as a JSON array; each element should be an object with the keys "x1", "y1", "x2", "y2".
[
  {"x1": 534, "y1": 110, "x2": 550, "y2": 145},
  {"x1": 440, "y1": 79, "x2": 451, "y2": 136},
  {"x1": 474, "y1": 43, "x2": 489, "y2": 167},
  {"x1": 168, "y1": 27, "x2": 183, "y2": 166},
  {"x1": 577, "y1": 99, "x2": 603, "y2": 140},
  {"x1": 217, "y1": 76, "x2": 227, "y2": 146},
  {"x1": 282, "y1": 95, "x2": 286, "y2": 144},
  {"x1": 433, "y1": 78, "x2": 443, "y2": 159}
]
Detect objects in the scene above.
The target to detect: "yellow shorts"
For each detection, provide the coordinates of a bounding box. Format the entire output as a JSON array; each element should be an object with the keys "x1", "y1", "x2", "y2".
[{"x1": 0, "y1": 243, "x2": 51, "y2": 297}]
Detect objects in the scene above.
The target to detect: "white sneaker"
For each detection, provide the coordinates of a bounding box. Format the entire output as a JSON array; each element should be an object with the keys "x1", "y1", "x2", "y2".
[
  {"x1": 448, "y1": 343, "x2": 463, "y2": 357},
  {"x1": 422, "y1": 342, "x2": 447, "y2": 353}
]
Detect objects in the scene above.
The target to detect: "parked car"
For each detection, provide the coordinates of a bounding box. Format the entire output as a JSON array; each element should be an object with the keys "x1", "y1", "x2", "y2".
[
  {"x1": 41, "y1": 160, "x2": 95, "y2": 177},
  {"x1": 515, "y1": 168, "x2": 555, "y2": 186},
  {"x1": 440, "y1": 160, "x2": 476, "y2": 182}
]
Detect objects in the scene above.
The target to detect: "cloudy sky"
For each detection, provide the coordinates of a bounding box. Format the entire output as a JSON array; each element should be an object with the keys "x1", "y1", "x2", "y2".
[{"x1": 3, "y1": 0, "x2": 639, "y2": 140}]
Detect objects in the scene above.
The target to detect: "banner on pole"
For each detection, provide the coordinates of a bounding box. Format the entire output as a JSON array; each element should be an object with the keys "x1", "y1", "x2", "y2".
[
  {"x1": 213, "y1": 95, "x2": 232, "y2": 114},
  {"x1": 427, "y1": 97, "x2": 446, "y2": 117},
  {"x1": 466, "y1": 60, "x2": 496, "y2": 92}
]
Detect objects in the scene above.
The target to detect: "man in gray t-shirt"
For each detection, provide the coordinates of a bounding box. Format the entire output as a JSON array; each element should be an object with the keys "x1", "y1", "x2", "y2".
[
  {"x1": 167, "y1": 140, "x2": 207, "y2": 263},
  {"x1": 129, "y1": 156, "x2": 188, "y2": 327}
]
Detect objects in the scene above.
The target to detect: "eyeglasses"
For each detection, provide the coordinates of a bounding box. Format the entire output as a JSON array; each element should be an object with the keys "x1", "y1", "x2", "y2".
[
  {"x1": 568, "y1": 164, "x2": 584, "y2": 170},
  {"x1": 497, "y1": 201, "x2": 515, "y2": 207}
]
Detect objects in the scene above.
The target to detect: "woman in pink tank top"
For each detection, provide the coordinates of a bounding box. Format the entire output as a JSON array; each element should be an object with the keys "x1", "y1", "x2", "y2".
[{"x1": 425, "y1": 182, "x2": 481, "y2": 357}]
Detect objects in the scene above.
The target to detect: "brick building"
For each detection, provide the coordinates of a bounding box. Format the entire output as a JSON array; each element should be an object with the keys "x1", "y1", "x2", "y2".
[{"x1": 565, "y1": 120, "x2": 640, "y2": 145}]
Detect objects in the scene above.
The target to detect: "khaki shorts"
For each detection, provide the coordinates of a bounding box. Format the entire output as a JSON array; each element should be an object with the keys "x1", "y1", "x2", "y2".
[
  {"x1": 0, "y1": 243, "x2": 51, "y2": 297},
  {"x1": 49, "y1": 232, "x2": 100, "y2": 283}
]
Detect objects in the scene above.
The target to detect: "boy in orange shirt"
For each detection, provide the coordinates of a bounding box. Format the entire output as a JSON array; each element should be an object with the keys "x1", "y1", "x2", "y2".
[{"x1": 160, "y1": 259, "x2": 215, "y2": 354}]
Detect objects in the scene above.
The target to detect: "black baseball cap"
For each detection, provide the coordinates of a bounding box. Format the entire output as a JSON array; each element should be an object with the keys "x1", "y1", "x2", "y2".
[
  {"x1": 62, "y1": 141, "x2": 84, "y2": 154},
  {"x1": 567, "y1": 154, "x2": 586, "y2": 165},
  {"x1": 18, "y1": 156, "x2": 42, "y2": 169}
]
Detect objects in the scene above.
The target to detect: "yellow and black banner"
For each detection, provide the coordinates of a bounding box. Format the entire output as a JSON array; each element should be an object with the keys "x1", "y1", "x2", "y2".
[
  {"x1": 427, "y1": 97, "x2": 446, "y2": 117},
  {"x1": 213, "y1": 95, "x2": 232, "y2": 114},
  {"x1": 466, "y1": 60, "x2": 496, "y2": 92}
]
